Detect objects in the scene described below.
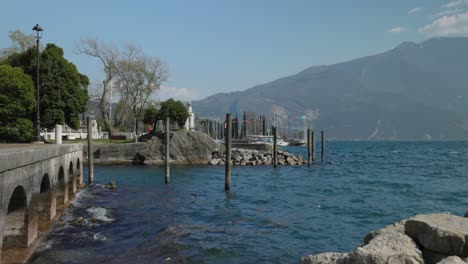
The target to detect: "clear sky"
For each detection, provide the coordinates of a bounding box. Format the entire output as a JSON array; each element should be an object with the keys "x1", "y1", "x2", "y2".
[{"x1": 1, "y1": 0, "x2": 467, "y2": 100}]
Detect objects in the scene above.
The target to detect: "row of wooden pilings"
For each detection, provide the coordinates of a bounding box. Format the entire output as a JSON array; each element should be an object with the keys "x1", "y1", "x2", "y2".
[
  {"x1": 86, "y1": 115, "x2": 325, "y2": 192},
  {"x1": 223, "y1": 114, "x2": 325, "y2": 191}
]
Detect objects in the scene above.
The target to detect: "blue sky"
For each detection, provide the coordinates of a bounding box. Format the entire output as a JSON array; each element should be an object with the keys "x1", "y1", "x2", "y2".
[{"x1": 1, "y1": 0, "x2": 467, "y2": 100}]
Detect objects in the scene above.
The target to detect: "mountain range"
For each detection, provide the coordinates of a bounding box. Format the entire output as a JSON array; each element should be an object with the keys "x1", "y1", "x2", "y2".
[{"x1": 193, "y1": 37, "x2": 468, "y2": 140}]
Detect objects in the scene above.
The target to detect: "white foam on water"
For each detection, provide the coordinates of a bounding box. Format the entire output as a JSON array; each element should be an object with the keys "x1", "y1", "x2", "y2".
[
  {"x1": 86, "y1": 207, "x2": 115, "y2": 222},
  {"x1": 93, "y1": 232, "x2": 107, "y2": 241},
  {"x1": 71, "y1": 188, "x2": 95, "y2": 208},
  {"x1": 36, "y1": 239, "x2": 54, "y2": 252}
]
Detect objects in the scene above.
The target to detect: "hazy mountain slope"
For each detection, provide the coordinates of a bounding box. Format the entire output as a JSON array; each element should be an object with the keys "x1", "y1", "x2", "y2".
[{"x1": 193, "y1": 37, "x2": 468, "y2": 140}]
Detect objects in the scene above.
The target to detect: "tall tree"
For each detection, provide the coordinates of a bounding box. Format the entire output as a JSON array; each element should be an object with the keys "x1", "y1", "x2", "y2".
[
  {"x1": 4, "y1": 44, "x2": 89, "y2": 129},
  {"x1": 115, "y1": 45, "x2": 168, "y2": 135},
  {"x1": 157, "y1": 99, "x2": 189, "y2": 129},
  {"x1": 0, "y1": 65, "x2": 35, "y2": 142},
  {"x1": 39, "y1": 44, "x2": 89, "y2": 129},
  {"x1": 76, "y1": 38, "x2": 119, "y2": 135}
]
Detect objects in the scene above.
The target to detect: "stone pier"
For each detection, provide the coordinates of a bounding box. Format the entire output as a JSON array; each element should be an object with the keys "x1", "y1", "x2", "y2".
[{"x1": 0, "y1": 144, "x2": 83, "y2": 263}]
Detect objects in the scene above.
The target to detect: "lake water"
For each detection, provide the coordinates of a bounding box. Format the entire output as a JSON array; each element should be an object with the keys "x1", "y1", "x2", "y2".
[{"x1": 29, "y1": 141, "x2": 468, "y2": 263}]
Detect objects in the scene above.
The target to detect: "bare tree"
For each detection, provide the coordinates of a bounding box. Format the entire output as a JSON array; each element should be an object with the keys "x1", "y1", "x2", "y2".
[
  {"x1": 115, "y1": 45, "x2": 168, "y2": 136},
  {"x1": 9, "y1": 30, "x2": 36, "y2": 53},
  {"x1": 76, "y1": 38, "x2": 119, "y2": 136},
  {"x1": 1, "y1": 30, "x2": 37, "y2": 61}
]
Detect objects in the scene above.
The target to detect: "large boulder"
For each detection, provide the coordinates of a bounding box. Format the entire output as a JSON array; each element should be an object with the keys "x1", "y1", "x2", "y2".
[
  {"x1": 301, "y1": 231, "x2": 423, "y2": 264},
  {"x1": 364, "y1": 219, "x2": 407, "y2": 244},
  {"x1": 301, "y1": 252, "x2": 349, "y2": 264},
  {"x1": 436, "y1": 256, "x2": 466, "y2": 264},
  {"x1": 347, "y1": 231, "x2": 423, "y2": 264},
  {"x1": 144, "y1": 131, "x2": 218, "y2": 165},
  {"x1": 405, "y1": 214, "x2": 468, "y2": 257}
]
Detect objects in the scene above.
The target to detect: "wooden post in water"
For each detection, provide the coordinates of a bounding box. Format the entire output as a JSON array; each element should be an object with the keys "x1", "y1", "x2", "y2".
[
  {"x1": 225, "y1": 113, "x2": 232, "y2": 191},
  {"x1": 321, "y1": 130, "x2": 325, "y2": 162},
  {"x1": 273, "y1": 126, "x2": 278, "y2": 168},
  {"x1": 87, "y1": 116, "x2": 94, "y2": 184},
  {"x1": 307, "y1": 128, "x2": 310, "y2": 165},
  {"x1": 311, "y1": 130, "x2": 316, "y2": 162},
  {"x1": 165, "y1": 117, "x2": 170, "y2": 184}
]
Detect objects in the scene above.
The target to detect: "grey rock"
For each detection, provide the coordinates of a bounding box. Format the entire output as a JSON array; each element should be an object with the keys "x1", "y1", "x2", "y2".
[
  {"x1": 423, "y1": 249, "x2": 452, "y2": 264},
  {"x1": 145, "y1": 131, "x2": 217, "y2": 165},
  {"x1": 72, "y1": 216, "x2": 86, "y2": 227},
  {"x1": 286, "y1": 157, "x2": 296, "y2": 165},
  {"x1": 405, "y1": 214, "x2": 468, "y2": 257},
  {"x1": 348, "y1": 231, "x2": 423, "y2": 264},
  {"x1": 301, "y1": 252, "x2": 349, "y2": 264},
  {"x1": 436, "y1": 256, "x2": 466, "y2": 264},
  {"x1": 209, "y1": 159, "x2": 220, "y2": 165},
  {"x1": 105, "y1": 181, "x2": 117, "y2": 189},
  {"x1": 364, "y1": 219, "x2": 407, "y2": 244}
]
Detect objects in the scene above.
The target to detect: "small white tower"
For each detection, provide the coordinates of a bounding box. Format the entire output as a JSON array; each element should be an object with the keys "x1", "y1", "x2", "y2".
[{"x1": 185, "y1": 101, "x2": 195, "y2": 131}]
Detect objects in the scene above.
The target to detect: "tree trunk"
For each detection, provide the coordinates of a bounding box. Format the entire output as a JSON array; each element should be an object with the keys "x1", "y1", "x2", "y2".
[{"x1": 100, "y1": 79, "x2": 114, "y2": 137}]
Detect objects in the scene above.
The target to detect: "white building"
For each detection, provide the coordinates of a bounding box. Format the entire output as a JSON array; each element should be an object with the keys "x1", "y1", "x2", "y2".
[{"x1": 185, "y1": 101, "x2": 195, "y2": 131}]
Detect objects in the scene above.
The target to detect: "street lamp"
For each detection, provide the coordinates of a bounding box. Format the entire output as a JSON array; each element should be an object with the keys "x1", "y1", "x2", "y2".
[{"x1": 33, "y1": 24, "x2": 43, "y2": 143}]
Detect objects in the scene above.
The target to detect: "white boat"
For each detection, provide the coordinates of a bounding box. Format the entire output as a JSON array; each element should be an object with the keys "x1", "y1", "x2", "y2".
[{"x1": 247, "y1": 135, "x2": 289, "y2": 146}]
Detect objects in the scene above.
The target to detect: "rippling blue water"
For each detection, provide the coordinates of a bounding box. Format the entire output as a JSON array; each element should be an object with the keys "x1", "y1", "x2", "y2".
[{"x1": 29, "y1": 141, "x2": 468, "y2": 263}]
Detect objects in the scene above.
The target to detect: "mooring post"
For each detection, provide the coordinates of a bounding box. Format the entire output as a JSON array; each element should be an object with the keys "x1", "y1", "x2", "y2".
[
  {"x1": 311, "y1": 130, "x2": 316, "y2": 162},
  {"x1": 273, "y1": 126, "x2": 278, "y2": 168},
  {"x1": 87, "y1": 116, "x2": 94, "y2": 184},
  {"x1": 225, "y1": 113, "x2": 232, "y2": 191},
  {"x1": 55, "y1": 125, "x2": 62, "y2": 144},
  {"x1": 165, "y1": 117, "x2": 170, "y2": 184},
  {"x1": 307, "y1": 128, "x2": 311, "y2": 165},
  {"x1": 321, "y1": 130, "x2": 325, "y2": 162}
]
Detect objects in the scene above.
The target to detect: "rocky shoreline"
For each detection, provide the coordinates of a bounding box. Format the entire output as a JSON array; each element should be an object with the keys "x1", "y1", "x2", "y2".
[
  {"x1": 301, "y1": 213, "x2": 468, "y2": 264},
  {"x1": 85, "y1": 131, "x2": 306, "y2": 166},
  {"x1": 208, "y1": 148, "x2": 305, "y2": 166}
]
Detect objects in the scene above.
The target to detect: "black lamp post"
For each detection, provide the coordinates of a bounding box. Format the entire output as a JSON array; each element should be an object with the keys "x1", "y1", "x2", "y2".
[{"x1": 33, "y1": 24, "x2": 43, "y2": 143}]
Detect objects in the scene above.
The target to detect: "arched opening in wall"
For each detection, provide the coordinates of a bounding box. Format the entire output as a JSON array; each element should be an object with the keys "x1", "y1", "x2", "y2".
[
  {"x1": 38, "y1": 174, "x2": 53, "y2": 230},
  {"x1": 57, "y1": 167, "x2": 66, "y2": 206},
  {"x1": 2, "y1": 186, "x2": 28, "y2": 251},
  {"x1": 76, "y1": 158, "x2": 81, "y2": 186},
  {"x1": 68, "y1": 161, "x2": 75, "y2": 200}
]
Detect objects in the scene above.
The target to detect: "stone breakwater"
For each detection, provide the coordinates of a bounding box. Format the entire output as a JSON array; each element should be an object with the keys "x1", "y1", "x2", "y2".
[
  {"x1": 301, "y1": 213, "x2": 468, "y2": 264},
  {"x1": 84, "y1": 131, "x2": 307, "y2": 166},
  {"x1": 208, "y1": 148, "x2": 305, "y2": 166}
]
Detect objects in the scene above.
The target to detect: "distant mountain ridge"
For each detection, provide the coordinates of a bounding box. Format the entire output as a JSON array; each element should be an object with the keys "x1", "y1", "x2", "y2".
[{"x1": 193, "y1": 37, "x2": 468, "y2": 140}]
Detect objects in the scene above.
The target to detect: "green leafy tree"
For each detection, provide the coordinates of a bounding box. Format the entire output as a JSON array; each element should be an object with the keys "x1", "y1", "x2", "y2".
[
  {"x1": 157, "y1": 99, "x2": 189, "y2": 129},
  {"x1": 39, "y1": 44, "x2": 89, "y2": 129},
  {"x1": 4, "y1": 43, "x2": 89, "y2": 129},
  {"x1": 143, "y1": 106, "x2": 158, "y2": 126},
  {"x1": 0, "y1": 65, "x2": 35, "y2": 142}
]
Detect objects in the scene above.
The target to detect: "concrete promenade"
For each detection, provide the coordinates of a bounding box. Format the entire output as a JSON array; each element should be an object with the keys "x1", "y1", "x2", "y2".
[{"x1": 0, "y1": 143, "x2": 84, "y2": 263}]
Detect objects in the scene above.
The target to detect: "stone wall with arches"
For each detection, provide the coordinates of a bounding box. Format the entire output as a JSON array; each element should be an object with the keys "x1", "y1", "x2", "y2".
[{"x1": 0, "y1": 144, "x2": 83, "y2": 263}]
